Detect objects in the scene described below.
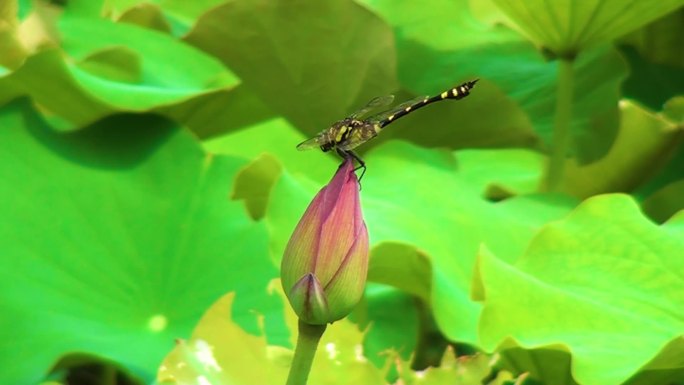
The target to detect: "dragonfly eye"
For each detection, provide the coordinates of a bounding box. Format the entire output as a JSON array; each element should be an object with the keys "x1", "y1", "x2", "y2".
[{"x1": 320, "y1": 143, "x2": 333, "y2": 152}]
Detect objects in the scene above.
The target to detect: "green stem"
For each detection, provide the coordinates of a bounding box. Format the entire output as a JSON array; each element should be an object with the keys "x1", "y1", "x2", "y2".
[
  {"x1": 545, "y1": 57, "x2": 575, "y2": 192},
  {"x1": 286, "y1": 320, "x2": 327, "y2": 385}
]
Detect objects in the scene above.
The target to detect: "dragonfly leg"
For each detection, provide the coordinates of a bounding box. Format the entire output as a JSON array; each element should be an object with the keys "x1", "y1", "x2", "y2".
[
  {"x1": 336, "y1": 149, "x2": 367, "y2": 182},
  {"x1": 347, "y1": 150, "x2": 367, "y2": 182}
]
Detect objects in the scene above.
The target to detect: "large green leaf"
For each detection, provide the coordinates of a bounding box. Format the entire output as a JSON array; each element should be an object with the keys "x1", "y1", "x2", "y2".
[
  {"x1": 564, "y1": 99, "x2": 683, "y2": 198},
  {"x1": 491, "y1": 0, "x2": 684, "y2": 55},
  {"x1": 620, "y1": 46, "x2": 684, "y2": 111},
  {"x1": 476, "y1": 194, "x2": 684, "y2": 385},
  {"x1": 664, "y1": 210, "x2": 684, "y2": 235},
  {"x1": 104, "y1": 0, "x2": 226, "y2": 36},
  {"x1": 620, "y1": 7, "x2": 684, "y2": 69},
  {"x1": 115, "y1": 3, "x2": 172, "y2": 34},
  {"x1": 642, "y1": 179, "x2": 684, "y2": 223},
  {"x1": 159, "y1": 84, "x2": 277, "y2": 141},
  {"x1": 0, "y1": 23, "x2": 26, "y2": 71},
  {"x1": 1, "y1": 0, "x2": 18, "y2": 26},
  {"x1": 157, "y1": 288, "x2": 510, "y2": 385},
  {"x1": 17, "y1": 0, "x2": 31, "y2": 20},
  {"x1": 0, "y1": 16, "x2": 236, "y2": 129},
  {"x1": 0, "y1": 49, "x2": 113, "y2": 126},
  {"x1": 664, "y1": 96, "x2": 684, "y2": 124},
  {"x1": 0, "y1": 99, "x2": 283, "y2": 384},
  {"x1": 203, "y1": 117, "x2": 338, "y2": 185},
  {"x1": 359, "y1": 0, "x2": 626, "y2": 161},
  {"x1": 350, "y1": 283, "x2": 419, "y2": 376},
  {"x1": 184, "y1": 0, "x2": 398, "y2": 134},
  {"x1": 59, "y1": 17, "x2": 236, "y2": 107},
  {"x1": 266, "y1": 141, "x2": 576, "y2": 346},
  {"x1": 361, "y1": 144, "x2": 575, "y2": 344},
  {"x1": 157, "y1": 289, "x2": 389, "y2": 385},
  {"x1": 367, "y1": 243, "x2": 432, "y2": 301},
  {"x1": 455, "y1": 148, "x2": 545, "y2": 197}
]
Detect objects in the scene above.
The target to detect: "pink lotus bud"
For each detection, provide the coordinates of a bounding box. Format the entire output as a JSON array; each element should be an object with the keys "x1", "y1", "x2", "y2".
[{"x1": 281, "y1": 159, "x2": 369, "y2": 324}]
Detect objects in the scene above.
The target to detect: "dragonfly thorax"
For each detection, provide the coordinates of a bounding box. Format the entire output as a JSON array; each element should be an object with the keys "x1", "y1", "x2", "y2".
[{"x1": 323, "y1": 118, "x2": 378, "y2": 152}]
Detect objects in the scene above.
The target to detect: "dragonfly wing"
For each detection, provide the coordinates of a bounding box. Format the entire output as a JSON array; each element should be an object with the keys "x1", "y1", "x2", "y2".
[
  {"x1": 349, "y1": 95, "x2": 395, "y2": 119},
  {"x1": 368, "y1": 95, "x2": 428, "y2": 123},
  {"x1": 296, "y1": 136, "x2": 322, "y2": 151}
]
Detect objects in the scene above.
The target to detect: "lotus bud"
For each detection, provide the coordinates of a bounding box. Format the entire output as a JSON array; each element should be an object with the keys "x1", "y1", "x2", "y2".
[{"x1": 281, "y1": 159, "x2": 369, "y2": 324}]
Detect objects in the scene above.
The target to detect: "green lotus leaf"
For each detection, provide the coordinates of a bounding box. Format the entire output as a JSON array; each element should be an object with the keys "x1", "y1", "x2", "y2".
[
  {"x1": 1, "y1": 0, "x2": 18, "y2": 26},
  {"x1": 620, "y1": 46, "x2": 684, "y2": 112},
  {"x1": 0, "y1": 25, "x2": 26, "y2": 70},
  {"x1": 203, "y1": 117, "x2": 338, "y2": 185},
  {"x1": 0, "y1": 49, "x2": 113, "y2": 126},
  {"x1": 396, "y1": 350, "x2": 500, "y2": 385},
  {"x1": 367, "y1": 243, "x2": 432, "y2": 301},
  {"x1": 75, "y1": 45, "x2": 141, "y2": 83},
  {"x1": 0, "y1": 99, "x2": 283, "y2": 384},
  {"x1": 455, "y1": 148, "x2": 545, "y2": 197},
  {"x1": 490, "y1": 348, "x2": 578, "y2": 385},
  {"x1": 350, "y1": 283, "x2": 418, "y2": 377},
  {"x1": 59, "y1": 18, "x2": 236, "y2": 106},
  {"x1": 663, "y1": 96, "x2": 684, "y2": 124},
  {"x1": 0, "y1": 16, "x2": 237, "y2": 129},
  {"x1": 232, "y1": 153, "x2": 283, "y2": 221},
  {"x1": 664, "y1": 209, "x2": 684, "y2": 235},
  {"x1": 162, "y1": 84, "x2": 276, "y2": 141},
  {"x1": 564, "y1": 99, "x2": 682, "y2": 198},
  {"x1": 184, "y1": 0, "x2": 398, "y2": 135},
  {"x1": 18, "y1": 0, "x2": 31, "y2": 20},
  {"x1": 631, "y1": 107, "x2": 684, "y2": 206},
  {"x1": 157, "y1": 290, "x2": 388, "y2": 385},
  {"x1": 476, "y1": 194, "x2": 684, "y2": 385},
  {"x1": 491, "y1": 0, "x2": 684, "y2": 55},
  {"x1": 116, "y1": 3, "x2": 172, "y2": 34},
  {"x1": 0, "y1": 0, "x2": 27, "y2": 70},
  {"x1": 618, "y1": 8, "x2": 684, "y2": 111},
  {"x1": 157, "y1": 287, "x2": 505, "y2": 385},
  {"x1": 620, "y1": 7, "x2": 684, "y2": 69},
  {"x1": 358, "y1": 0, "x2": 627, "y2": 162},
  {"x1": 104, "y1": 0, "x2": 225, "y2": 36},
  {"x1": 57, "y1": 0, "x2": 103, "y2": 19},
  {"x1": 362, "y1": 144, "x2": 575, "y2": 345},
  {"x1": 642, "y1": 179, "x2": 684, "y2": 223}
]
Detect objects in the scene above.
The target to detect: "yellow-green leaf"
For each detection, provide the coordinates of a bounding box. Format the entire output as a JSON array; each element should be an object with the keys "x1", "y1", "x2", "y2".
[{"x1": 492, "y1": 0, "x2": 684, "y2": 55}]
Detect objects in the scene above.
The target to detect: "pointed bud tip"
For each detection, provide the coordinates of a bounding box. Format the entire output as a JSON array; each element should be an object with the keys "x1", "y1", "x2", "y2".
[{"x1": 287, "y1": 273, "x2": 331, "y2": 325}]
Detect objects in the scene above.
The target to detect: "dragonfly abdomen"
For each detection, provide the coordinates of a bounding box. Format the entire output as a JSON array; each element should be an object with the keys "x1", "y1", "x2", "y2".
[{"x1": 377, "y1": 79, "x2": 478, "y2": 129}]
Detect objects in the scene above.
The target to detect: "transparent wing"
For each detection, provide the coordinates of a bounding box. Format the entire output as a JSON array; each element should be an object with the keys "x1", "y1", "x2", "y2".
[
  {"x1": 349, "y1": 95, "x2": 395, "y2": 119},
  {"x1": 367, "y1": 95, "x2": 428, "y2": 123},
  {"x1": 296, "y1": 136, "x2": 323, "y2": 151}
]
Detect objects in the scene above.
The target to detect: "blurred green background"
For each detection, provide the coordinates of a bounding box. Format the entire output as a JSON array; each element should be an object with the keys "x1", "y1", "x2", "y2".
[{"x1": 1, "y1": 1, "x2": 684, "y2": 384}]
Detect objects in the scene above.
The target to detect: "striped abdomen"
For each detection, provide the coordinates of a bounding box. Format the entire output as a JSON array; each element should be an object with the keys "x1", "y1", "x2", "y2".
[{"x1": 377, "y1": 79, "x2": 478, "y2": 129}]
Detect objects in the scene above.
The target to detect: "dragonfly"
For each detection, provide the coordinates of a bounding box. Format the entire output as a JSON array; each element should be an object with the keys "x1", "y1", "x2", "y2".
[{"x1": 297, "y1": 79, "x2": 479, "y2": 179}]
